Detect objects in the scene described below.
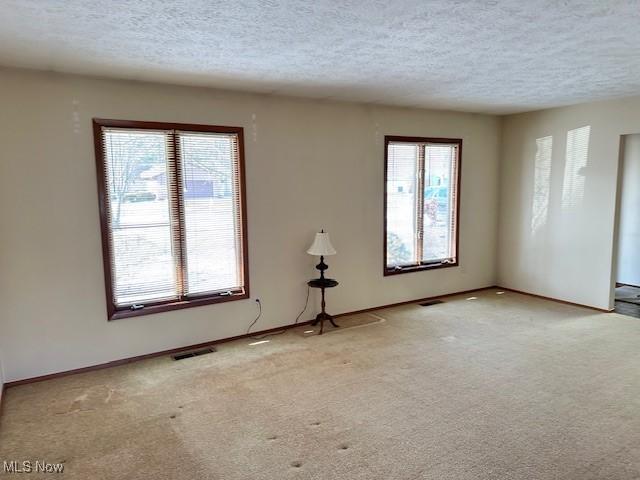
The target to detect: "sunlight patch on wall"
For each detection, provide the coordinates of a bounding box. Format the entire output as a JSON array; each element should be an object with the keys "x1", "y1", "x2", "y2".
[
  {"x1": 561, "y1": 126, "x2": 590, "y2": 211},
  {"x1": 531, "y1": 135, "x2": 552, "y2": 234}
]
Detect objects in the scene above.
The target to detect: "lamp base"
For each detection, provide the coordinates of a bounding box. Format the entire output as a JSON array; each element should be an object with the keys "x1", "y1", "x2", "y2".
[{"x1": 316, "y1": 255, "x2": 329, "y2": 280}]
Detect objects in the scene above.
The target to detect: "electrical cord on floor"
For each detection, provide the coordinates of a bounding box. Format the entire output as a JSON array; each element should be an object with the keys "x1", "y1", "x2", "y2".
[
  {"x1": 293, "y1": 285, "x2": 311, "y2": 325},
  {"x1": 246, "y1": 299, "x2": 262, "y2": 334},
  {"x1": 250, "y1": 285, "x2": 311, "y2": 340}
]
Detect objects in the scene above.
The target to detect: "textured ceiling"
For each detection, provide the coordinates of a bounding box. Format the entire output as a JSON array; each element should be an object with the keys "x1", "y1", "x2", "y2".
[{"x1": 1, "y1": 0, "x2": 639, "y2": 114}]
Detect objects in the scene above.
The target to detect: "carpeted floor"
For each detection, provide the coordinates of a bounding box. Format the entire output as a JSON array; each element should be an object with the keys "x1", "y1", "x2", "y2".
[{"x1": 1, "y1": 288, "x2": 640, "y2": 479}]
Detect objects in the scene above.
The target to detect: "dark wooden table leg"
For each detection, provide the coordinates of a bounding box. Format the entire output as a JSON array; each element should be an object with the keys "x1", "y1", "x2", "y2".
[
  {"x1": 303, "y1": 287, "x2": 338, "y2": 335},
  {"x1": 319, "y1": 287, "x2": 326, "y2": 335}
]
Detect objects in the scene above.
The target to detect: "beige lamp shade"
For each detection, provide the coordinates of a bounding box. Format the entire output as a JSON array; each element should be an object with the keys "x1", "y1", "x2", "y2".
[{"x1": 307, "y1": 231, "x2": 336, "y2": 256}]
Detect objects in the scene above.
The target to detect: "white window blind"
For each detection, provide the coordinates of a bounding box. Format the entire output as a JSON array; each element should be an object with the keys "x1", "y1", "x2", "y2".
[
  {"x1": 103, "y1": 128, "x2": 178, "y2": 305},
  {"x1": 385, "y1": 137, "x2": 460, "y2": 273},
  {"x1": 178, "y1": 132, "x2": 244, "y2": 296},
  {"x1": 423, "y1": 144, "x2": 458, "y2": 263},
  {"x1": 95, "y1": 120, "x2": 248, "y2": 319},
  {"x1": 386, "y1": 143, "x2": 419, "y2": 267}
]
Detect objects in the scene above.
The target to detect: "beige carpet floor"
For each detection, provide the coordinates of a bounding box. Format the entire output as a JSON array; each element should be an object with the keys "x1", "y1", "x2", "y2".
[{"x1": 1, "y1": 289, "x2": 640, "y2": 479}]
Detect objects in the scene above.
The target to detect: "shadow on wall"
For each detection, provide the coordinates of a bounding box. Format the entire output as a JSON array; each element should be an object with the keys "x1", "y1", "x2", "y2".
[
  {"x1": 561, "y1": 126, "x2": 591, "y2": 212},
  {"x1": 531, "y1": 135, "x2": 552, "y2": 235},
  {"x1": 529, "y1": 126, "x2": 591, "y2": 234},
  {"x1": 523, "y1": 126, "x2": 592, "y2": 291}
]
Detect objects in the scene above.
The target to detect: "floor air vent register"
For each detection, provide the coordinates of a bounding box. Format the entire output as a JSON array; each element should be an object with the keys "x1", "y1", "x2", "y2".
[
  {"x1": 172, "y1": 347, "x2": 217, "y2": 361},
  {"x1": 419, "y1": 300, "x2": 444, "y2": 307}
]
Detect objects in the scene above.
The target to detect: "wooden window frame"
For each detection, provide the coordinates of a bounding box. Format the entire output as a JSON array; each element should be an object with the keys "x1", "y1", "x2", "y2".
[
  {"x1": 93, "y1": 119, "x2": 250, "y2": 320},
  {"x1": 383, "y1": 135, "x2": 462, "y2": 276}
]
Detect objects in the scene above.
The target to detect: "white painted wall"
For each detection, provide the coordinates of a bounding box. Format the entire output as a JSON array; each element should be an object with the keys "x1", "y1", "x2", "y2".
[
  {"x1": 616, "y1": 135, "x2": 640, "y2": 287},
  {"x1": 0, "y1": 344, "x2": 5, "y2": 404},
  {"x1": 498, "y1": 95, "x2": 640, "y2": 310},
  {"x1": 0, "y1": 349, "x2": 4, "y2": 389},
  {"x1": 0, "y1": 68, "x2": 500, "y2": 382}
]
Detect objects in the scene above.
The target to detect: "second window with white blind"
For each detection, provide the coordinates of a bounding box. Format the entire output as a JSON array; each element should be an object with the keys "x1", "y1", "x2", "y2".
[
  {"x1": 384, "y1": 136, "x2": 461, "y2": 275},
  {"x1": 94, "y1": 119, "x2": 249, "y2": 320}
]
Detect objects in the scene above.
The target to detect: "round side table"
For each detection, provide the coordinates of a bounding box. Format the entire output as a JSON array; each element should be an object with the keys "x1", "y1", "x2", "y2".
[{"x1": 307, "y1": 278, "x2": 339, "y2": 335}]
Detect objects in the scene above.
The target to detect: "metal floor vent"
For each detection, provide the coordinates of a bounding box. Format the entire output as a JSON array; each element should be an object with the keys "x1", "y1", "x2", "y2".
[
  {"x1": 419, "y1": 300, "x2": 444, "y2": 307},
  {"x1": 172, "y1": 347, "x2": 216, "y2": 361}
]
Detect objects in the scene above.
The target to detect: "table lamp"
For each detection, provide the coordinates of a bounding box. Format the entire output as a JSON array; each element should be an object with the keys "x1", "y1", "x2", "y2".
[
  {"x1": 307, "y1": 229, "x2": 336, "y2": 280},
  {"x1": 306, "y1": 230, "x2": 339, "y2": 334}
]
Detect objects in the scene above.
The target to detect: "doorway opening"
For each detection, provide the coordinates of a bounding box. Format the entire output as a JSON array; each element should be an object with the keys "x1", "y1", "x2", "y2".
[{"x1": 612, "y1": 134, "x2": 640, "y2": 318}]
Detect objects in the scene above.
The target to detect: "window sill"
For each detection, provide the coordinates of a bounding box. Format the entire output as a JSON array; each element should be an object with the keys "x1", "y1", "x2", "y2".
[
  {"x1": 384, "y1": 261, "x2": 458, "y2": 276},
  {"x1": 108, "y1": 290, "x2": 249, "y2": 320}
]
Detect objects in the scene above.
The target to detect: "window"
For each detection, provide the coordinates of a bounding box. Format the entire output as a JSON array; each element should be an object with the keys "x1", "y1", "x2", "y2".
[
  {"x1": 384, "y1": 136, "x2": 461, "y2": 275},
  {"x1": 93, "y1": 119, "x2": 249, "y2": 319}
]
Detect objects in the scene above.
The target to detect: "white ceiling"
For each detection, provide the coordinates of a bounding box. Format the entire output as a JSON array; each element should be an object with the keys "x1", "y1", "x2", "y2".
[{"x1": 1, "y1": 0, "x2": 639, "y2": 114}]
